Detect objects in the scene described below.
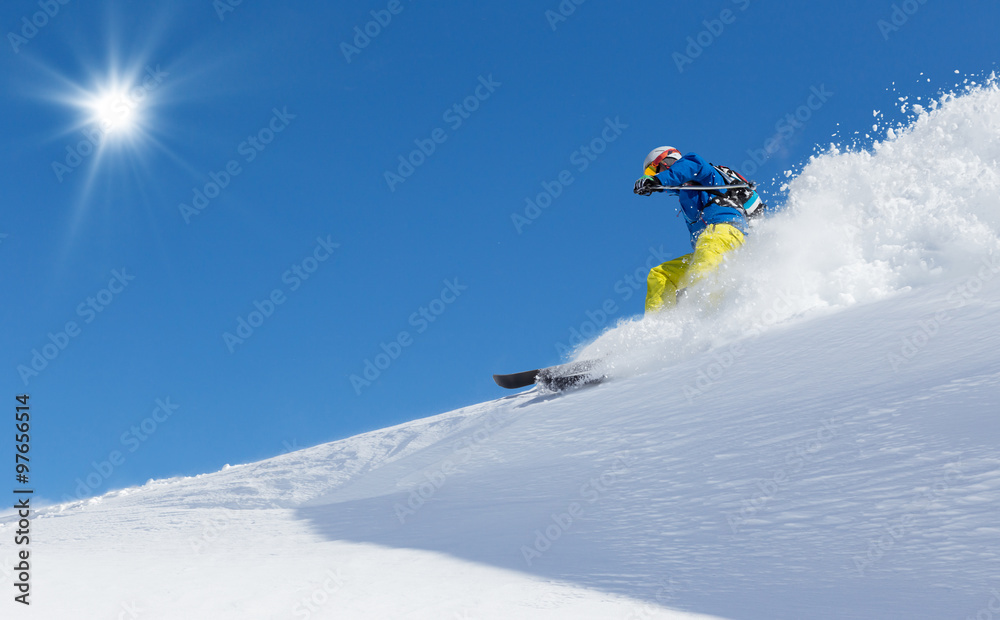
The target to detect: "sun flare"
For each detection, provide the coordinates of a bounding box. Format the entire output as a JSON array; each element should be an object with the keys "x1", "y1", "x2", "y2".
[{"x1": 85, "y1": 85, "x2": 143, "y2": 138}]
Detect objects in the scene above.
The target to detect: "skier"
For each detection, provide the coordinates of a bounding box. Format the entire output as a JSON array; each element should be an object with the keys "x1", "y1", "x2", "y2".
[
  {"x1": 633, "y1": 147, "x2": 764, "y2": 313},
  {"x1": 494, "y1": 148, "x2": 766, "y2": 392}
]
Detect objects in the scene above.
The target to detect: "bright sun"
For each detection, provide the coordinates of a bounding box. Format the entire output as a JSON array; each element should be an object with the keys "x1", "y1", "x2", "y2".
[
  {"x1": 87, "y1": 87, "x2": 141, "y2": 136},
  {"x1": 39, "y1": 38, "x2": 176, "y2": 215}
]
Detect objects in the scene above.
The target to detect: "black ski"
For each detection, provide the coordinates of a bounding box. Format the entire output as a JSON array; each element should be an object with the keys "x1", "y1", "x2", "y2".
[
  {"x1": 492, "y1": 368, "x2": 540, "y2": 389},
  {"x1": 493, "y1": 359, "x2": 605, "y2": 392}
]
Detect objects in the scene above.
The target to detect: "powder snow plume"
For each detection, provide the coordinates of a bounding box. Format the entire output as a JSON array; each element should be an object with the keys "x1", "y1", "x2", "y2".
[{"x1": 578, "y1": 78, "x2": 1000, "y2": 377}]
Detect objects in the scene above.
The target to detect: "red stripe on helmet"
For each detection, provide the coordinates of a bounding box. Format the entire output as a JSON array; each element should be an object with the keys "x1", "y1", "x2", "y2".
[{"x1": 651, "y1": 148, "x2": 681, "y2": 169}]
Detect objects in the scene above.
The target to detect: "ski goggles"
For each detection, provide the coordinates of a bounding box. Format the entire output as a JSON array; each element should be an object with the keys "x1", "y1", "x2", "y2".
[{"x1": 644, "y1": 149, "x2": 681, "y2": 176}]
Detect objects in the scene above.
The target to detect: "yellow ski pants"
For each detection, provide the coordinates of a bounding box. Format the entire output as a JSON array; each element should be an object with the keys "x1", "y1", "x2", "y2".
[{"x1": 645, "y1": 223, "x2": 746, "y2": 313}]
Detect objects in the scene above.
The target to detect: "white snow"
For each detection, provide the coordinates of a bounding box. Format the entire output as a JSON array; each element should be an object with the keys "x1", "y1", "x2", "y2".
[{"x1": 3, "y1": 83, "x2": 1000, "y2": 619}]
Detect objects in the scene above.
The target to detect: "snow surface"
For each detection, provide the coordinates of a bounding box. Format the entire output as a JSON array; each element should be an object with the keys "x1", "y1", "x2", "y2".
[{"x1": 3, "y1": 82, "x2": 1000, "y2": 619}]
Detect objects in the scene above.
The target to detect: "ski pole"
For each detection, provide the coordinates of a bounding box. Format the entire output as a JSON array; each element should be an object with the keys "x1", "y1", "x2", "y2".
[{"x1": 649, "y1": 184, "x2": 749, "y2": 192}]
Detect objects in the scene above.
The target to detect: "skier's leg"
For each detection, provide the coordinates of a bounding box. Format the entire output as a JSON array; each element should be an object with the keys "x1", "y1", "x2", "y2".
[
  {"x1": 677, "y1": 223, "x2": 746, "y2": 292},
  {"x1": 645, "y1": 254, "x2": 693, "y2": 313}
]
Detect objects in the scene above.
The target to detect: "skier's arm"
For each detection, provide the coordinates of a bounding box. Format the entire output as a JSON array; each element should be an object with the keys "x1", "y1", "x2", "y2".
[{"x1": 653, "y1": 154, "x2": 712, "y2": 187}]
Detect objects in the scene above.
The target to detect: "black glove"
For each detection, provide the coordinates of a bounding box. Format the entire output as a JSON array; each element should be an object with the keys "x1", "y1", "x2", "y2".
[{"x1": 633, "y1": 175, "x2": 659, "y2": 196}]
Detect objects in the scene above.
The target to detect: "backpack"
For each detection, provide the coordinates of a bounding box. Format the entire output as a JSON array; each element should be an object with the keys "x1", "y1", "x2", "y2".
[{"x1": 706, "y1": 163, "x2": 767, "y2": 219}]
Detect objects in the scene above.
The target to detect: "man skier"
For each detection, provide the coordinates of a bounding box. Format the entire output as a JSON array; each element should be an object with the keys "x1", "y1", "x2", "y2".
[{"x1": 633, "y1": 147, "x2": 764, "y2": 313}]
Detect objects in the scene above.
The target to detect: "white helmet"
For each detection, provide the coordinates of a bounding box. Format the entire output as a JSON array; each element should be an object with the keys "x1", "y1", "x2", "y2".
[{"x1": 643, "y1": 146, "x2": 682, "y2": 175}]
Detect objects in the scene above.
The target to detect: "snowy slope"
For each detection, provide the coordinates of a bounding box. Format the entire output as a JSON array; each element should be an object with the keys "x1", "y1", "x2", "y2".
[{"x1": 3, "y1": 82, "x2": 1000, "y2": 619}]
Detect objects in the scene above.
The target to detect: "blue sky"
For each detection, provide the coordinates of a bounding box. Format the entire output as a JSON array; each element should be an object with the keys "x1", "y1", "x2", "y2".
[{"x1": 2, "y1": 0, "x2": 998, "y2": 503}]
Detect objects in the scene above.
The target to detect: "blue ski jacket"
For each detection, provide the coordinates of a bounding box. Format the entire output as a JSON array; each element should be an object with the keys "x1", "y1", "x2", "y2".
[{"x1": 652, "y1": 152, "x2": 749, "y2": 244}]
